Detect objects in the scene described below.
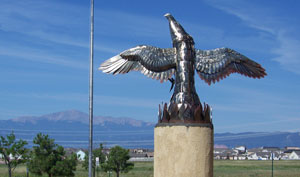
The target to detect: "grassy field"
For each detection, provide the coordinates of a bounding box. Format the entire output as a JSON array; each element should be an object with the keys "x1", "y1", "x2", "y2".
[
  {"x1": 1, "y1": 160, "x2": 300, "y2": 177},
  {"x1": 214, "y1": 160, "x2": 300, "y2": 177}
]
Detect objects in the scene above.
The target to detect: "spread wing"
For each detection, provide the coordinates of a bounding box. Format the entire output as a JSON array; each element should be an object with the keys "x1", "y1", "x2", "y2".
[
  {"x1": 195, "y1": 48, "x2": 266, "y2": 85},
  {"x1": 99, "y1": 45, "x2": 176, "y2": 82}
]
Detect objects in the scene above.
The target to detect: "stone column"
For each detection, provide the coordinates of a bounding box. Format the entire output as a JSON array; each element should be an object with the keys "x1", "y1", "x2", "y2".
[{"x1": 154, "y1": 123, "x2": 213, "y2": 177}]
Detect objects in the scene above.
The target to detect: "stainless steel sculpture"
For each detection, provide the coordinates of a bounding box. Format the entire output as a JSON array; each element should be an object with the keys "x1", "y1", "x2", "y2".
[{"x1": 99, "y1": 13, "x2": 266, "y2": 124}]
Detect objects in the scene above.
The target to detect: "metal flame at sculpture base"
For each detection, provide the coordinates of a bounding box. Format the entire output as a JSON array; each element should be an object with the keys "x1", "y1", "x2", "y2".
[
  {"x1": 155, "y1": 102, "x2": 213, "y2": 177},
  {"x1": 158, "y1": 102, "x2": 212, "y2": 124}
]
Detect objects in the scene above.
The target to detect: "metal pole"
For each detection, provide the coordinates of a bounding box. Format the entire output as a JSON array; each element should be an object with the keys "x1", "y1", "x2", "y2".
[
  {"x1": 88, "y1": 0, "x2": 94, "y2": 176},
  {"x1": 271, "y1": 152, "x2": 274, "y2": 177},
  {"x1": 26, "y1": 162, "x2": 29, "y2": 177}
]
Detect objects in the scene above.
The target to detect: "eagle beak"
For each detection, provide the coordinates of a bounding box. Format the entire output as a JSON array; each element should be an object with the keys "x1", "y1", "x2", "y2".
[{"x1": 164, "y1": 13, "x2": 171, "y2": 17}]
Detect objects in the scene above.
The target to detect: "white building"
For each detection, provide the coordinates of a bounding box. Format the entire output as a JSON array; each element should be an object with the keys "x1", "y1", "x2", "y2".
[
  {"x1": 76, "y1": 150, "x2": 86, "y2": 161},
  {"x1": 247, "y1": 152, "x2": 259, "y2": 160},
  {"x1": 235, "y1": 146, "x2": 246, "y2": 153},
  {"x1": 289, "y1": 151, "x2": 300, "y2": 160}
]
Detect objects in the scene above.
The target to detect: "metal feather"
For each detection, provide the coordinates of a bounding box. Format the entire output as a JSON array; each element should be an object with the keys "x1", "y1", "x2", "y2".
[
  {"x1": 195, "y1": 48, "x2": 266, "y2": 83},
  {"x1": 99, "y1": 45, "x2": 176, "y2": 82}
]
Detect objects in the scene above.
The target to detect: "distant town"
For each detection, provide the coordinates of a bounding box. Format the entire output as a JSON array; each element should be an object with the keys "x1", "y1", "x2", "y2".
[
  {"x1": 213, "y1": 146, "x2": 300, "y2": 160},
  {"x1": 47, "y1": 145, "x2": 300, "y2": 164}
]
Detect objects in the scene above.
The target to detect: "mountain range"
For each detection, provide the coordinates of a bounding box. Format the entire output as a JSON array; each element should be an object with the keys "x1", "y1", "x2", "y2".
[
  {"x1": 8, "y1": 110, "x2": 154, "y2": 130},
  {"x1": 0, "y1": 110, "x2": 299, "y2": 149}
]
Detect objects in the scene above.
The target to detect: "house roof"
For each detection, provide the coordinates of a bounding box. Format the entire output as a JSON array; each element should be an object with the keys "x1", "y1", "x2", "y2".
[
  {"x1": 285, "y1": 146, "x2": 300, "y2": 150},
  {"x1": 234, "y1": 145, "x2": 246, "y2": 149},
  {"x1": 293, "y1": 151, "x2": 300, "y2": 156},
  {"x1": 146, "y1": 152, "x2": 154, "y2": 157},
  {"x1": 256, "y1": 152, "x2": 270, "y2": 157},
  {"x1": 247, "y1": 148, "x2": 262, "y2": 153},
  {"x1": 214, "y1": 152, "x2": 229, "y2": 157},
  {"x1": 129, "y1": 152, "x2": 147, "y2": 158},
  {"x1": 262, "y1": 146, "x2": 280, "y2": 150},
  {"x1": 284, "y1": 149, "x2": 300, "y2": 153}
]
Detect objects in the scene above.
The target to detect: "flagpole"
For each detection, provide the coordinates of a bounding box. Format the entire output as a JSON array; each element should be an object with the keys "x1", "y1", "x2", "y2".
[{"x1": 88, "y1": 0, "x2": 94, "y2": 176}]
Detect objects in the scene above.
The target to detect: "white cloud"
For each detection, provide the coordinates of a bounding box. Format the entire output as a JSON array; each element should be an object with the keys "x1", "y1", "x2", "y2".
[
  {"x1": 0, "y1": 0, "x2": 119, "y2": 54},
  {"x1": 272, "y1": 31, "x2": 300, "y2": 74},
  {"x1": 0, "y1": 46, "x2": 88, "y2": 70},
  {"x1": 0, "y1": 0, "x2": 170, "y2": 53},
  {"x1": 205, "y1": 0, "x2": 300, "y2": 75}
]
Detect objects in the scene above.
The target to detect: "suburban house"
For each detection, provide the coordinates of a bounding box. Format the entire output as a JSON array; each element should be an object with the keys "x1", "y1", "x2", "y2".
[
  {"x1": 129, "y1": 152, "x2": 153, "y2": 161},
  {"x1": 289, "y1": 151, "x2": 300, "y2": 160},
  {"x1": 247, "y1": 152, "x2": 259, "y2": 160},
  {"x1": 146, "y1": 152, "x2": 154, "y2": 158},
  {"x1": 0, "y1": 153, "x2": 22, "y2": 161},
  {"x1": 130, "y1": 148, "x2": 147, "y2": 154},
  {"x1": 256, "y1": 152, "x2": 271, "y2": 160},
  {"x1": 128, "y1": 149, "x2": 154, "y2": 161},
  {"x1": 281, "y1": 150, "x2": 293, "y2": 160},
  {"x1": 285, "y1": 146, "x2": 300, "y2": 150},
  {"x1": 233, "y1": 154, "x2": 247, "y2": 160},
  {"x1": 214, "y1": 149, "x2": 237, "y2": 160}
]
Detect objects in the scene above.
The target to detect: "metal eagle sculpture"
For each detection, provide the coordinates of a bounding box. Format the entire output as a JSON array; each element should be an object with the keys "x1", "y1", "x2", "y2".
[{"x1": 99, "y1": 13, "x2": 266, "y2": 124}]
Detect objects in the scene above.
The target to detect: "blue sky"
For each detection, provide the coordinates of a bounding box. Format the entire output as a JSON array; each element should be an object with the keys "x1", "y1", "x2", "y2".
[{"x1": 1, "y1": 0, "x2": 300, "y2": 133}]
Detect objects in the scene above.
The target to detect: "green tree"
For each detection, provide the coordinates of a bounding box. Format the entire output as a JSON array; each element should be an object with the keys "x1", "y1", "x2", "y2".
[
  {"x1": 83, "y1": 143, "x2": 106, "y2": 176},
  {"x1": 0, "y1": 132, "x2": 28, "y2": 177},
  {"x1": 28, "y1": 133, "x2": 77, "y2": 177},
  {"x1": 102, "y1": 146, "x2": 134, "y2": 177}
]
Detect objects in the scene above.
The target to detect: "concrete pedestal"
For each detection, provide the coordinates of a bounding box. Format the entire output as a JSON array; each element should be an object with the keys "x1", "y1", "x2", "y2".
[{"x1": 154, "y1": 123, "x2": 213, "y2": 177}]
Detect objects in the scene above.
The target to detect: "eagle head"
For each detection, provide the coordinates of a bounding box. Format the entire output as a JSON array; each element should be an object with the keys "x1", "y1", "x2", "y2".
[{"x1": 164, "y1": 13, "x2": 194, "y2": 46}]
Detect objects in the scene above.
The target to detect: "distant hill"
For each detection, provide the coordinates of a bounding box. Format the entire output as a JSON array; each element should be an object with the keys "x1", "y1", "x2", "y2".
[
  {"x1": 1, "y1": 110, "x2": 300, "y2": 149},
  {"x1": 7, "y1": 110, "x2": 154, "y2": 131}
]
